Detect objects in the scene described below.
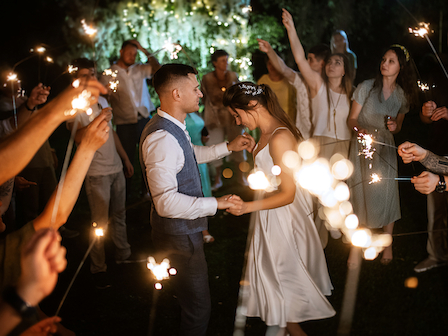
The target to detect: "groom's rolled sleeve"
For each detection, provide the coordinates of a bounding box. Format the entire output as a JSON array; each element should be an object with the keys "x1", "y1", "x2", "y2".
[{"x1": 142, "y1": 131, "x2": 218, "y2": 219}]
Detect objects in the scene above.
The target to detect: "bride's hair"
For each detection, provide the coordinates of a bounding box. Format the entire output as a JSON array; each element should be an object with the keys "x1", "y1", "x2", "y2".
[{"x1": 223, "y1": 82, "x2": 302, "y2": 141}]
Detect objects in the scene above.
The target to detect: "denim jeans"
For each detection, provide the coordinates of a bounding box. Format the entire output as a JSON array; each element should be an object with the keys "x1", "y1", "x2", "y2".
[{"x1": 85, "y1": 171, "x2": 131, "y2": 273}]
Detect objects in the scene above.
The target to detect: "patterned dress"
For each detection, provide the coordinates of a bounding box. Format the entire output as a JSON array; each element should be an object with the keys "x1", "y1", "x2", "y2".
[{"x1": 348, "y1": 79, "x2": 409, "y2": 228}]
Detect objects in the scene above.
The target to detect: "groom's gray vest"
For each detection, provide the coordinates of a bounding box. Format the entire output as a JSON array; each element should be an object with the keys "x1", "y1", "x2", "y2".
[{"x1": 139, "y1": 114, "x2": 207, "y2": 235}]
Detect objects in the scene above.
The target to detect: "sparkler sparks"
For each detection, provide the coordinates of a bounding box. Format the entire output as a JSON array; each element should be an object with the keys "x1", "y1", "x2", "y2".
[
  {"x1": 162, "y1": 38, "x2": 182, "y2": 59},
  {"x1": 46, "y1": 56, "x2": 54, "y2": 63},
  {"x1": 147, "y1": 257, "x2": 175, "y2": 289},
  {"x1": 408, "y1": 22, "x2": 431, "y2": 38},
  {"x1": 357, "y1": 133, "x2": 375, "y2": 160},
  {"x1": 81, "y1": 19, "x2": 97, "y2": 37},
  {"x1": 6, "y1": 73, "x2": 18, "y2": 82},
  {"x1": 417, "y1": 80, "x2": 430, "y2": 92},
  {"x1": 68, "y1": 65, "x2": 78, "y2": 74},
  {"x1": 102, "y1": 69, "x2": 120, "y2": 92},
  {"x1": 369, "y1": 173, "x2": 382, "y2": 184}
]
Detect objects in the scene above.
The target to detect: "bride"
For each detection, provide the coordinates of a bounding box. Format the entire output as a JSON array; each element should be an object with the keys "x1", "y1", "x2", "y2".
[{"x1": 224, "y1": 82, "x2": 335, "y2": 336}]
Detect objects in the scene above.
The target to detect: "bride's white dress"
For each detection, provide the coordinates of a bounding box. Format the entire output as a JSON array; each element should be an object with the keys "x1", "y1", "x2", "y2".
[{"x1": 243, "y1": 130, "x2": 336, "y2": 327}]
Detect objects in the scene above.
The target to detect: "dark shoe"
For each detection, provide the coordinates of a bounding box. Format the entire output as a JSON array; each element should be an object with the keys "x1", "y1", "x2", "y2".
[
  {"x1": 116, "y1": 252, "x2": 147, "y2": 264},
  {"x1": 414, "y1": 257, "x2": 447, "y2": 273},
  {"x1": 93, "y1": 272, "x2": 111, "y2": 289},
  {"x1": 59, "y1": 226, "x2": 79, "y2": 239}
]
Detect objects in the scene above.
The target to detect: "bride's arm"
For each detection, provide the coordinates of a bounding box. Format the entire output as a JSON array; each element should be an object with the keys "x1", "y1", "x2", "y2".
[{"x1": 227, "y1": 130, "x2": 297, "y2": 216}]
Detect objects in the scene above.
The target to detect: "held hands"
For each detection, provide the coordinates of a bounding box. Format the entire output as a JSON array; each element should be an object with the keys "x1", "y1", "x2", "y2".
[
  {"x1": 422, "y1": 101, "x2": 448, "y2": 121},
  {"x1": 431, "y1": 106, "x2": 448, "y2": 121},
  {"x1": 282, "y1": 8, "x2": 295, "y2": 31},
  {"x1": 398, "y1": 141, "x2": 427, "y2": 164},
  {"x1": 422, "y1": 101, "x2": 436, "y2": 118},
  {"x1": 411, "y1": 171, "x2": 439, "y2": 195},
  {"x1": 227, "y1": 133, "x2": 256, "y2": 153},
  {"x1": 216, "y1": 195, "x2": 248, "y2": 215},
  {"x1": 17, "y1": 229, "x2": 67, "y2": 306},
  {"x1": 257, "y1": 39, "x2": 272, "y2": 54}
]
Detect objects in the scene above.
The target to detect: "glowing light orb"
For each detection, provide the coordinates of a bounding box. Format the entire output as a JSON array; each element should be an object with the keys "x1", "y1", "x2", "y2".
[
  {"x1": 222, "y1": 168, "x2": 233, "y2": 179},
  {"x1": 345, "y1": 214, "x2": 359, "y2": 229},
  {"x1": 68, "y1": 65, "x2": 78, "y2": 74},
  {"x1": 282, "y1": 150, "x2": 300, "y2": 168},
  {"x1": 339, "y1": 201, "x2": 353, "y2": 216},
  {"x1": 298, "y1": 141, "x2": 316, "y2": 160},
  {"x1": 95, "y1": 228, "x2": 104, "y2": 237},
  {"x1": 271, "y1": 165, "x2": 281, "y2": 176},
  {"x1": 364, "y1": 247, "x2": 378, "y2": 260},
  {"x1": 417, "y1": 80, "x2": 430, "y2": 92},
  {"x1": 351, "y1": 229, "x2": 371, "y2": 247},
  {"x1": 86, "y1": 108, "x2": 93, "y2": 116},
  {"x1": 239, "y1": 161, "x2": 250, "y2": 172},
  {"x1": 247, "y1": 170, "x2": 270, "y2": 190},
  {"x1": 169, "y1": 268, "x2": 177, "y2": 275},
  {"x1": 155, "y1": 283, "x2": 162, "y2": 290},
  {"x1": 332, "y1": 159, "x2": 353, "y2": 180},
  {"x1": 296, "y1": 159, "x2": 332, "y2": 196},
  {"x1": 71, "y1": 90, "x2": 92, "y2": 110},
  {"x1": 321, "y1": 191, "x2": 338, "y2": 208},
  {"x1": 72, "y1": 79, "x2": 80, "y2": 88},
  {"x1": 163, "y1": 38, "x2": 182, "y2": 59},
  {"x1": 7, "y1": 73, "x2": 18, "y2": 82},
  {"x1": 36, "y1": 46, "x2": 46, "y2": 53},
  {"x1": 46, "y1": 56, "x2": 54, "y2": 63},
  {"x1": 334, "y1": 182, "x2": 350, "y2": 201},
  {"x1": 405, "y1": 277, "x2": 418, "y2": 288}
]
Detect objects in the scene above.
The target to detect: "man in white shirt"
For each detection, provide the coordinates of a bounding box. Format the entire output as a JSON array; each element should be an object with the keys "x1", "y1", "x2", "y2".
[
  {"x1": 102, "y1": 40, "x2": 161, "y2": 198},
  {"x1": 139, "y1": 64, "x2": 254, "y2": 336}
]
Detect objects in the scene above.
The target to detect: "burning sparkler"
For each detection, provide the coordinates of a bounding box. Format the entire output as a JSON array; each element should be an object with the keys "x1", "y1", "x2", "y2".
[
  {"x1": 417, "y1": 80, "x2": 430, "y2": 92},
  {"x1": 162, "y1": 38, "x2": 183, "y2": 60},
  {"x1": 102, "y1": 68, "x2": 120, "y2": 92},
  {"x1": 81, "y1": 19, "x2": 97, "y2": 37},
  {"x1": 357, "y1": 133, "x2": 375, "y2": 160},
  {"x1": 55, "y1": 223, "x2": 105, "y2": 316}
]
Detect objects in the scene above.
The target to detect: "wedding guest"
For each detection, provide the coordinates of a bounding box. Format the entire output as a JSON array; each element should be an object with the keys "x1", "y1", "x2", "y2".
[{"x1": 330, "y1": 30, "x2": 358, "y2": 81}]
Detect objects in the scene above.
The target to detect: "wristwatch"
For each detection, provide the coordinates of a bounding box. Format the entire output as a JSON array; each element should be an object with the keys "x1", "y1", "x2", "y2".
[
  {"x1": 2, "y1": 286, "x2": 37, "y2": 318},
  {"x1": 436, "y1": 175, "x2": 446, "y2": 193}
]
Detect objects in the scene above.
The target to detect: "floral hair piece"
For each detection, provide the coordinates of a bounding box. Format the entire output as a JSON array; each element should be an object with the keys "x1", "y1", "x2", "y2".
[
  {"x1": 239, "y1": 83, "x2": 263, "y2": 96},
  {"x1": 390, "y1": 44, "x2": 410, "y2": 62}
]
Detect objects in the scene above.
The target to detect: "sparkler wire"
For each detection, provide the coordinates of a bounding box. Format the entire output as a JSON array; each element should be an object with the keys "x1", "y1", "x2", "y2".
[{"x1": 55, "y1": 235, "x2": 99, "y2": 316}]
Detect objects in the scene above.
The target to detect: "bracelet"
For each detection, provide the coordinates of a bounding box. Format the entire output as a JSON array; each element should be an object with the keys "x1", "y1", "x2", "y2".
[
  {"x1": 2, "y1": 286, "x2": 37, "y2": 318},
  {"x1": 24, "y1": 101, "x2": 36, "y2": 112}
]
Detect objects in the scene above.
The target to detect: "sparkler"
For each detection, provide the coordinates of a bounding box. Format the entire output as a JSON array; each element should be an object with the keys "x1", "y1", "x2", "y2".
[
  {"x1": 55, "y1": 223, "x2": 104, "y2": 316},
  {"x1": 417, "y1": 80, "x2": 430, "y2": 92},
  {"x1": 357, "y1": 133, "x2": 375, "y2": 160},
  {"x1": 147, "y1": 257, "x2": 176, "y2": 336},
  {"x1": 369, "y1": 173, "x2": 412, "y2": 184},
  {"x1": 102, "y1": 69, "x2": 120, "y2": 93},
  {"x1": 81, "y1": 19, "x2": 97, "y2": 37},
  {"x1": 409, "y1": 22, "x2": 448, "y2": 80},
  {"x1": 162, "y1": 38, "x2": 183, "y2": 60}
]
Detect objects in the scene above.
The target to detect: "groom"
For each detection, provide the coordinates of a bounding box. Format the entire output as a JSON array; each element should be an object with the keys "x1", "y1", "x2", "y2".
[{"x1": 139, "y1": 64, "x2": 254, "y2": 335}]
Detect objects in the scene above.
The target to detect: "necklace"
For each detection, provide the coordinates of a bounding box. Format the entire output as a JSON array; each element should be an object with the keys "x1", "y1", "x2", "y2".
[
  {"x1": 329, "y1": 88, "x2": 343, "y2": 140},
  {"x1": 214, "y1": 71, "x2": 228, "y2": 92}
]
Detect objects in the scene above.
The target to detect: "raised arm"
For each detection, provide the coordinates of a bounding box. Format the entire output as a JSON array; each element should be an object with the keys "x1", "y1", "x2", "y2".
[
  {"x1": 0, "y1": 78, "x2": 107, "y2": 185},
  {"x1": 257, "y1": 38, "x2": 296, "y2": 84},
  {"x1": 282, "y1": 8, "x2": 322, "y2": 97},
  {"x1": 33, "y1": 114, "x2": 109, "y2": 230},
  {"x1": 130, "y1": 39, "x2": 162, "y2": 74}
]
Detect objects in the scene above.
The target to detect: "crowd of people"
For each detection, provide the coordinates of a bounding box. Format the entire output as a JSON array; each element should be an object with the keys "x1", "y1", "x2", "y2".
[{"x1": 0, "y1": 7, "x2": 447, "y2": 336}]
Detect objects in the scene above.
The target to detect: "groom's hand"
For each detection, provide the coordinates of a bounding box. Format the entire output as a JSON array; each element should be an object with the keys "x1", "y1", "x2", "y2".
[
  {"x1": 216, "y1": 194, "x2": 240, "y2": 210},
  {"x1": 227, "y1": 133, "x2": 256, "y2": 153}
]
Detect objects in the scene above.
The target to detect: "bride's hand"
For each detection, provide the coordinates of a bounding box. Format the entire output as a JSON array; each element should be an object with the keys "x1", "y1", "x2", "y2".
[{"x1": 226, "y1": 197, "x2": 248, "y2": 216}]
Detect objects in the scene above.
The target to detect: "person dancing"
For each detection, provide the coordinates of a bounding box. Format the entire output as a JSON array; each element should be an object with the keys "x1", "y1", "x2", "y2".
[
  {"x1": 224, "y1": 82, "x2": 335, "y2": 336},
  {"x1": 347, "y1": 45, "x2": 418, "y2": 265}
]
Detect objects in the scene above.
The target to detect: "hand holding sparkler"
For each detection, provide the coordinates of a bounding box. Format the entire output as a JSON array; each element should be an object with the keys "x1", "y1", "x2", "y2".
[
  {"x1": 27, "y1": 83, "x2": 51, "y2": 108},
  {"x1": 398, "y1": 141, "x2": 427, "y2": 163},
  {"x1": 17, "y1": 229, "x2": 67, "y2": 307},
  {"x1": 411, "y1": 171, "x2": 440, "y2": 195},
  {"x1": 79, "y1": 113, "x2": 110, "y2": 154},
  {"x1": 386, "y1": 116, "x2": 398, "y2": 132},
  {"x1": 421, "y1": 101, "x2": 436, "y2": 119},
  {"x1": 227, "y1": 133, "x2": 256, "y2": 153},
  {"x1": 100, "y1": 107, "x2": 113, "y2": 122}
]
